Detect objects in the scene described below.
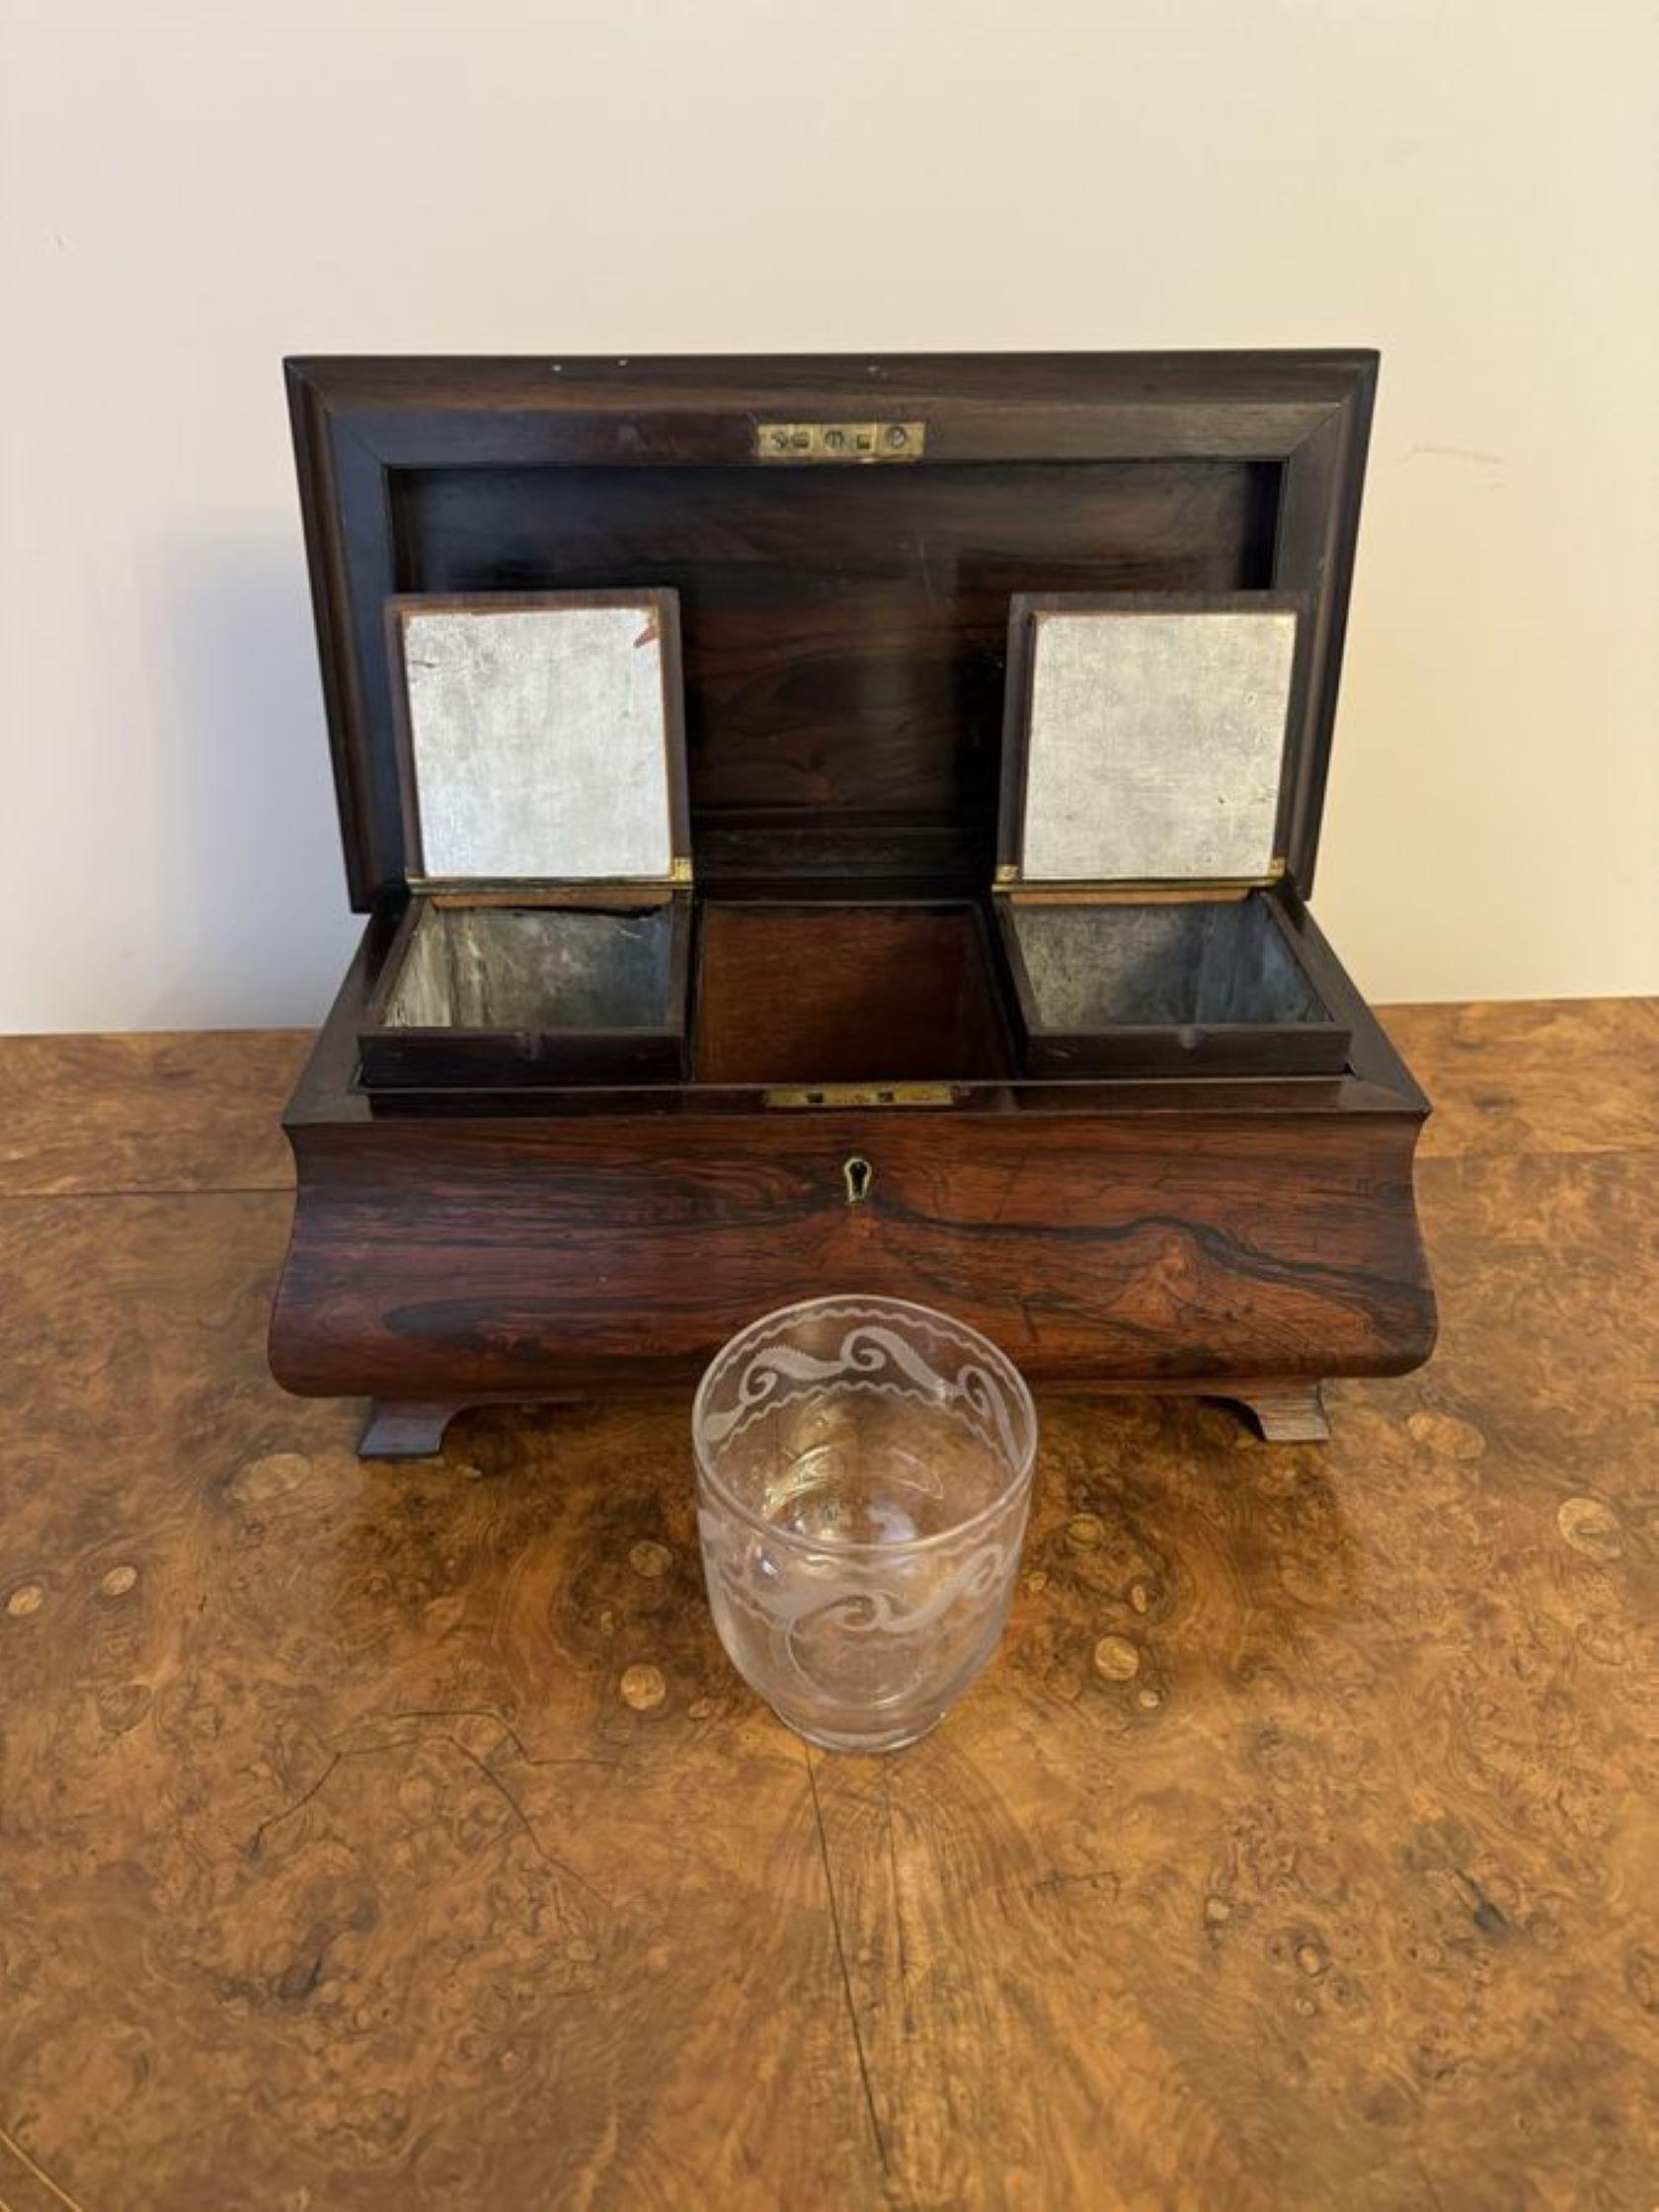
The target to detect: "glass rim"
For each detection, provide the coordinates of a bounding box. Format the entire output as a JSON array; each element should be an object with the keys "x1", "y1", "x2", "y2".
[{"x1": 690, "y1": 1292, "x2": 1039, "y2": 1557}]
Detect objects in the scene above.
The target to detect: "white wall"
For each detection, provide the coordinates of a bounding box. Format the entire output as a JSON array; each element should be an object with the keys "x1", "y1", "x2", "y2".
[{"x1": 2, "y1": 0, "x2": 1654, "y2": 1032}]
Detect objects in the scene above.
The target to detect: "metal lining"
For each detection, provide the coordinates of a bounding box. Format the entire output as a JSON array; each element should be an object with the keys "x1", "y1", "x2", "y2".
[{"x1": 1020, "y1": 608, "x2": 1298, "y2": 885}]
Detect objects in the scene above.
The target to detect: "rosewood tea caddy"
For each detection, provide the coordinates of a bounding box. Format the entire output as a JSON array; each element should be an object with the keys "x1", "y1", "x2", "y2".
[{"x1": 270, "y1": 352, "x2": 1436, "y2": 1457}]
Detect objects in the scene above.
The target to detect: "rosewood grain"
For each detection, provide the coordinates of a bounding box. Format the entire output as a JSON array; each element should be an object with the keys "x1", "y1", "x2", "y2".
[
  {"x1": 270, "y1": 1105, "x2": 1434, "y2": 1403},
  {"x1": 270, "y1": 844, "x2": 1435, "y2": 1439},
  {"x1": 275, "y1": 352, "x2": 1430, "y2": 1445},
  {"x1": 693, "y1": 901, "x2": 1008, "y2": 1085}
]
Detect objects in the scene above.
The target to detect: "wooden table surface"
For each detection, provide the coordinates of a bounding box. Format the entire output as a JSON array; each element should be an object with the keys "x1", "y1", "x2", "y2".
[{"x1": 0, "y1": 1001, "x2": 1654, "y2": 2212}]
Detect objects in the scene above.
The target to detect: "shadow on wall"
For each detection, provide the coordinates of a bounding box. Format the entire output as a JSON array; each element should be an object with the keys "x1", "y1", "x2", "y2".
[{"x1": 134, "y1": 532, "x2": 360, "y2": 1029}]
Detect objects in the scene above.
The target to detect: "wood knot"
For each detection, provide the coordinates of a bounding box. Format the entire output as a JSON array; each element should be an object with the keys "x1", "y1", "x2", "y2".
[
  {"x1": 619, "y1": 1664, "x2": 667, "y2": 1711},
  {"x1": 97, "y1": 1681, "x2": 153, "y2": 1734},
  {"x1": 6, "y1": 1582, "x2": 43, "y2": 1617},
  {"x1": 229, "y1": 1452, "x2": 311, "y2": 1506},
  {"x1": 1093, "y1": 1634, "x2": 1141, "y2": 1682},
  {"x1": 1066, "y1": 1514, "x2": 1105, "y2": 1549},
  {"x1": 628, "y1": 1540, "x2": 672, "y2": 1580},
  {"x1": 1556, "y1": 1496, "x2": 1623, "y2": 1562},
  {"x1": 100, "y1": 1564, "x2": 138, "y2": 1598},
  {"x1": 1406, "y1": 1411, "x2": 1486, "y2": 1460},
  {"x1": 422, "y1": 1593, "x2": 467, "y2": 1636}
]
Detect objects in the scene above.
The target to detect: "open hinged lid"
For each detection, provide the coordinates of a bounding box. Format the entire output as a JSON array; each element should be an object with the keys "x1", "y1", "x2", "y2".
[
  {"x1": 995, "y1": 592, "x2": 1310, "y2": 892},
  {"x1": 286, "y1": 353, "x2": 1377, "y2": 908},
  {"x1": 386, "y1": 590, "x2": 690, "y2": 891}
]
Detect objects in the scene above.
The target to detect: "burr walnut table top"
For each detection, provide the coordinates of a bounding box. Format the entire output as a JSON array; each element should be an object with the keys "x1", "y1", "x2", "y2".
[{"x1": 0, "y1": 1000, "x2": 1654, "y2": 2211}]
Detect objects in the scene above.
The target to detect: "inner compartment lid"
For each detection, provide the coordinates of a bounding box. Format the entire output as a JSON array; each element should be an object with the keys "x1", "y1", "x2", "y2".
[
  {"x1": 998, "y1": 592, "x2": 1306, "y2": 888},
  {"x1": 387, "y1": 589, "x2": 690, "y2": 886}
]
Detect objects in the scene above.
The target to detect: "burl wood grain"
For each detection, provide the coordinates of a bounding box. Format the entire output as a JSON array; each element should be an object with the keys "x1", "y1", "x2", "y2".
[
  {"x1": 0, "y1": 1000, "x2": 1654, "y2": 2210},
  {"x1": 0, "y1": 1029, "x2": 309, "y2": 1197}
]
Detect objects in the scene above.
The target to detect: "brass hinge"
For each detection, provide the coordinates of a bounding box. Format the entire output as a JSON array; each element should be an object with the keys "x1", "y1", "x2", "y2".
[
  {"x1": 995, "y1": 858, "x2": 1287, "y2": 903},
  {"x1": 753, "y1": 420, "x2": 926, "y2": 464},
  {"x1": 762, "y1": 1082, "x2": 959, "y2": 1109},
  {"x1": 407, "y1": 873, "x2": 687, "y2": 903}
]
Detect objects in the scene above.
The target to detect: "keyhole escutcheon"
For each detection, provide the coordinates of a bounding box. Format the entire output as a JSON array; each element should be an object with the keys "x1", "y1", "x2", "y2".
[{"x1": 843, "y1": 1155, "x2": 874, "y2": 1207}]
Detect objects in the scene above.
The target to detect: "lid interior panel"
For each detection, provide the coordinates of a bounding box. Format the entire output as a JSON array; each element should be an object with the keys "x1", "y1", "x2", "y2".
[
  {"x1": 389, "y1": 459, "x2": 1281, "y2": 891},
  {"x1": 393, "y1": 596, "x2": 678, "y2": 884},
  {"x1": 1015, "y1": 602, "x2": 1301, "y2": 885}
]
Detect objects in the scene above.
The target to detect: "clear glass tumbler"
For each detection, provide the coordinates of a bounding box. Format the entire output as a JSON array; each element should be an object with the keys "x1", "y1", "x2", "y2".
[{"x1": 692, "y1": 1296, "x2": 1038, "y2": 1752}]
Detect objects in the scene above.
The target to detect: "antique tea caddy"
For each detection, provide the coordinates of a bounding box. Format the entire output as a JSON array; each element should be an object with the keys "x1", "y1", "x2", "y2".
[{"x1": 271, "y1": 352, "x2": 1436, "y2": 1457}]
